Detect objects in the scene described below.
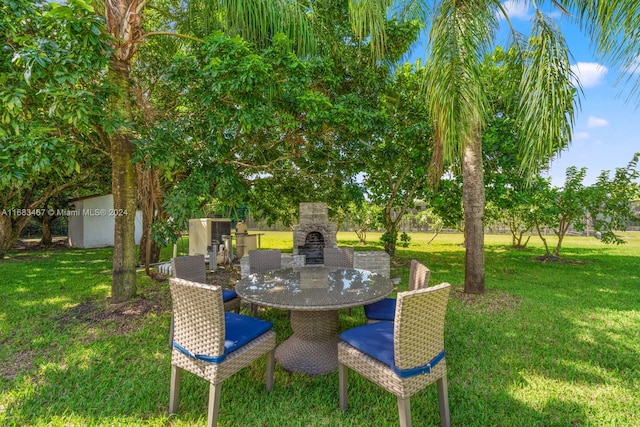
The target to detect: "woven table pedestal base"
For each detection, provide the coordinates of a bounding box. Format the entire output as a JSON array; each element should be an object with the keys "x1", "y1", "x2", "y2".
[{"x1": 275, "y1": 310, "x2": 339, "y2": 375}]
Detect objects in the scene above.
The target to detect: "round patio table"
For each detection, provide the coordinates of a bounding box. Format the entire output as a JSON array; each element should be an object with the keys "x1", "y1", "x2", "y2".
[{"x1": 235, "y1": 266, "x2": 393, "y2": 375}]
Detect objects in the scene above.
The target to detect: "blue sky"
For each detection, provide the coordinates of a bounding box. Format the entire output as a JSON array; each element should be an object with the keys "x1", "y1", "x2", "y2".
[
  {"x1": 409, "y1": 1, "x2": 639, "y2": 187},
  {"x1": 498, "y1": 1, "x2": 640, "y2": 187}
]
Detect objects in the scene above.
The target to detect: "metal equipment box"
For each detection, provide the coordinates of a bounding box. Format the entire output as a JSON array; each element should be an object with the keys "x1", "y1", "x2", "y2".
[{"x1": 188, "y1": 218, "x2": 232, "y2": 255}]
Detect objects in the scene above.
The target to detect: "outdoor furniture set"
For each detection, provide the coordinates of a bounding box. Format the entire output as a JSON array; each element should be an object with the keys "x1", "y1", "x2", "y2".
[{"x1": 168, "y1": 249, "x2": 451, "y2": 427}]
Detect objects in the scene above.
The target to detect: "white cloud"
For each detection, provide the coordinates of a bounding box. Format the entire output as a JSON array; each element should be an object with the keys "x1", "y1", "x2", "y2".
[
  {"x1": 623, "y1": 55, "x2": 640, "y2": 74},
  {"x1": 587, "y1": 116, "x2": 609, "y2": 128},
  {"x1": 573, "y1": 131, "x2": 590, "y2": 141},
  {"x1": 546, "y1": 10, "x2": 564, "y2": 19},
  {"x1": 500, "y1": 1, "x2": 531, "y2": 20},
  {"x1": 570, "y1": 62, "x2": 608, "y2": 88}
]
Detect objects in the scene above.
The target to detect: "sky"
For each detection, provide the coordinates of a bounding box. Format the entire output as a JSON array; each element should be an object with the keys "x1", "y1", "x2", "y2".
[
  {"x1": 499, "y1": 1, "x2": 640, "y2": 187},
  {"x1": 410, "y1": 1, "x2": 640, "y2": 187}
]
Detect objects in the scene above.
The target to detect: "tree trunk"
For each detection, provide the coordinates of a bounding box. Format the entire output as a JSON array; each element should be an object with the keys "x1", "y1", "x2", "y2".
[
  {"x1": 535, "y1": 221, "x2": 551, "y2": 256},
  {"x1": 105, "y1": 0, "x2": 143, "y2": 301},
  {"x1": 1, "y1": 183, "x2": 82, "y2": 258},
  {"x1": 553, "y1": 217, "x2": 570, "y2": 257},
  {"x1": 0, "y1": 215, "x2": 30, "y2": 258},
  {"x1": 39, "y1": 212, "x2": 54, "y2": 245},
  {"x1": 383, "y1": 228, "x2": 397, "y2": 256},
  {"x1": 109, "y1": 59, "x2": 138, "y2": 302},
  {"x1": 382, "y1": 206, "x2": 397, "y2": 257},
  {"x1": 462, "y1": 130, "x2": 485, "y2": 294},
  {"x1": 137, "y1": 164, "x2": 162, "y2": 274}
]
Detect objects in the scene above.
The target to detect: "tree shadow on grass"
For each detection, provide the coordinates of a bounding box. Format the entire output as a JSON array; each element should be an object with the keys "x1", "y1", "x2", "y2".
[
  {"x1": 2, "y1": 241, "x2": 638, "y2": 425},
  {"x1": 395, "y1": 244, "x2": 639, "y2": 425}
]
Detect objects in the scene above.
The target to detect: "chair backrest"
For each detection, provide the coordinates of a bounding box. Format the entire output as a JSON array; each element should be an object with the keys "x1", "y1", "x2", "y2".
[
  {"x1": 172, "y1": 255, "x2": 207, "y2": 283},
  {"x1": 169, "y1": 278, "x2": 225, "y2": 358},
  {"x1": 323, "y1": 247, "x2": 354, "y2": 268},
  {"x1": 248, "y1": 249, "x2": 282, "y2": 274},
  {"x1": 393, "y1": 283, "x2": 450, "y2": 370},
  {"x1": 408, "y1": 259, "x2": 431, "y2": 291}
]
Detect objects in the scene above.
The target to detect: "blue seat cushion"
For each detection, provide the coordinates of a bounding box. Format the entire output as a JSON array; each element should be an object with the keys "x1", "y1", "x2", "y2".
[
  {"x1": 223, "y1": 312, "x2": 273, "y2": 355},
  {"x1": 340, "y1": 321, "x2": 445, "y2": 379},
  {"x1": 363, "y1": 298, "x2": 396, "y2": 321},
  {"x1": 174, "y1": 313, "x2": 272, "y2": 364},
  {"x1": 340, "y1": 321, "x2": 395, "y2": 367},
  {"x1": 222, "y1": 289, "x2": 238, "y2": 302}
]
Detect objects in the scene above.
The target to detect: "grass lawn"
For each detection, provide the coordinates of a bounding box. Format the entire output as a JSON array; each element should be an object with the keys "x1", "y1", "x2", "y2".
[{"x1": 1, "y1": 231, "x2": 639, "y2": 426}]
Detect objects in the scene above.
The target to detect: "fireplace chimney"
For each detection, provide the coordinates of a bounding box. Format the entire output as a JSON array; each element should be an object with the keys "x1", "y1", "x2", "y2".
[{"x1": 292, "y1": 203, "x2": 338, "y2": 265}]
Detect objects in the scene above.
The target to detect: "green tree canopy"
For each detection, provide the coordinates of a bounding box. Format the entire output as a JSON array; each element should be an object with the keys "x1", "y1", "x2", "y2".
[{"x1": 0, "y1": 0, "x2": 112, "y2": 257}]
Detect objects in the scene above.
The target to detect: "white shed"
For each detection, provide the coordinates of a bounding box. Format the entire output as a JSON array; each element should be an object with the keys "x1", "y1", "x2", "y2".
[{"x1": 67, "y1": 194, "x2": 143, "y2": 248}]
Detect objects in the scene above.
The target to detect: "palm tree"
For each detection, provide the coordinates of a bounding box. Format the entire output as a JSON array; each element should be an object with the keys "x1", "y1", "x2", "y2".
[
  {"x1": 350, "y1": 0, "x2": 640, "y2": 294},
  {"x1": 100, "y1": 0, "x2": 315, "y2": 301}
]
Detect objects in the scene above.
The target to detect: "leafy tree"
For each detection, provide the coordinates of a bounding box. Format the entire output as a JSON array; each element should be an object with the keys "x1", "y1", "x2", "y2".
[
  {"x1": 429, "y1": 177, "x2": 464, "y2": 233},
  {"x1": 344, "y1": 201, "x2": 382, "y2": 245},
  {"x1": 128, "y1": 1, "x2": 315, "y2": 270},
  {"x1": 531, "y1": 154, "x2": 640, "y2": 258},
  {"x1": 349, "y1": 0, "x2": 640, "y2": 294},
  {"x1": 2, "y1": 0, "x2": 318, "y2": 299},
  {"x1": 531, "y1": 169, "x2": 585, "y2": 258},
  {"x1": 413, "y1": 207, "x2": 446, "y2": 244},
  {"x1": 363, "y1": 61, "x2": 434, "y2": 256},
  {"x1": 0, "y1": 0, "x2": 111, "y2": 257},
  {"x1": 98, "y1": 0, "x2": 316, "y2": 301},
  {"x1": 135, "y1": 33, "x2": 332, "y2": 239},
  {"x1": 584, "y1": 153, "x2": 640, "y2": 244},
  {"x1": 139, "y1": 2, "x2": 421, "y2": 241},
  {"x1": 480, "y1": 46, "x2": 537, "y2": 248},
  {"x1": 246, "y1": 3, "x2": 422, "y2": 231}
]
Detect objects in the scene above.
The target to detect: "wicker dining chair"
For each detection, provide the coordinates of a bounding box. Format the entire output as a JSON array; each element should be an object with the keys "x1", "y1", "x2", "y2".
[
  {"x1": 168, "y1": 255, "x2": 241, "y2": 348},
  {"x1": 323, "y1": 247, "x2": 354, "y2": 268},
  {"x1": 248, "y1": 250, "x2": 282, "y2": 316},
  {"x1": 172, "y1": 255, "x2": 241, "y2": 313},
  {"x1": 324, "y1": 247, "x2": 355, "y2": 314},
  {"x1": 363, "y1": 259, "x2": 430, "y2": 323},
  {"x1": 338, "y1": 283, "x2": 451, "y2": 427},
  {"x1": 169, "y1": 278, "x2": 276, "y2": 427}
]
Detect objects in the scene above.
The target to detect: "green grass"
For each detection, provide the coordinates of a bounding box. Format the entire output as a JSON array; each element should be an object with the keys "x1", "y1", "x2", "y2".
[{"x1": 1, "y1": 232, "x2": 639, "y2": 426}]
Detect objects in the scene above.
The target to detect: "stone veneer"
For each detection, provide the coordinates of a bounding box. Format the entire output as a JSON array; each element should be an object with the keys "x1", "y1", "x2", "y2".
[{"x1": 292, "y1": 203, "x2": 337, "y2": 259}]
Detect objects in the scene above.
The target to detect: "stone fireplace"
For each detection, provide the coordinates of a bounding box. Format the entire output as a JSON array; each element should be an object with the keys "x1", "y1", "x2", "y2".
[
  {"x1": 239, "y1": 202, "x2": 390, "y2": 278},
  {"x1": 293, "y1": 203, "x2": 337, "y2": 264}
]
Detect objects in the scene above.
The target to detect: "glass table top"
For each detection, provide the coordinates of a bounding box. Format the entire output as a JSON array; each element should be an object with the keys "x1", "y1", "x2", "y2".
[{"x1": 235, "y1": 267, "x2": 393, "y2": 310}]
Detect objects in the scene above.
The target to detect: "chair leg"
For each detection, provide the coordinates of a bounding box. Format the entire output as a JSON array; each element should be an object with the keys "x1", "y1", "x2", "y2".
[
  {"x1": 207, "y1": 382, "x2": 222, "y2": 427},
  {"x1": 168, "y1": 314, "x2": 174, "y2": 349},
  {"x1": 338, "y1": 363, "x2": 348, "y2": 411},
  {"x1": 266, "y1": 349, "x2": 275, "y2": 392},
  {"x1": 169, "y1": 365, "x2": 182, "y2": 414},
  {"x1": 397, "y1": 396, "x2": 411, "y2": 427},
  {"x1": 437, "y1": 375, "x2": 451, "y2": 427}
]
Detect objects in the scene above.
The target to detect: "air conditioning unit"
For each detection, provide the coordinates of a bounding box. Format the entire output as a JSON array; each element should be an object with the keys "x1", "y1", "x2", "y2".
[{"x1": 188, "y1": 218, "x2": 232, "y2": 256}]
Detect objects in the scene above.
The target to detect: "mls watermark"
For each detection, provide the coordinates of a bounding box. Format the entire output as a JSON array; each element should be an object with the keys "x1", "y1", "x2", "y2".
[{"x1": 2, "y1": 208, "x2": 128, "y2": 217}]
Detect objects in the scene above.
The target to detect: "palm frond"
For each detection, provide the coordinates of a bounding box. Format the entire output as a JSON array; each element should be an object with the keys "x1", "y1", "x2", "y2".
[
  {"x1": 223, "y1": 0, "x2": 317, "y2": 55},
  {"x1": 517, "y1": 9, "x2": 577, "y2": 176},
  {"x1": 182, "y1": 0, "x2": 222, "y2": 39},
  {"x1": 180, "y1": 0, "x2": 316, "y2": 55},
  {"x1": 391, "y1": 0, "x2": 431, "y2": 23},
  {"x1": 560, "y1": 0, "x2": 640, "y2": 103},
  {"x1": 349, "y1": 0, "x2": 392, "y2": 60},
  {"x1": 425, "y1": 0, "x2": 501, "y2": 169}
]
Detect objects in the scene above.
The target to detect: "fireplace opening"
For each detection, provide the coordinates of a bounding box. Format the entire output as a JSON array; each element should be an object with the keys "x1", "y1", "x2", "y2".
[{"x1": 299, "y1": 231, "x2": 325, "y2": 264}]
